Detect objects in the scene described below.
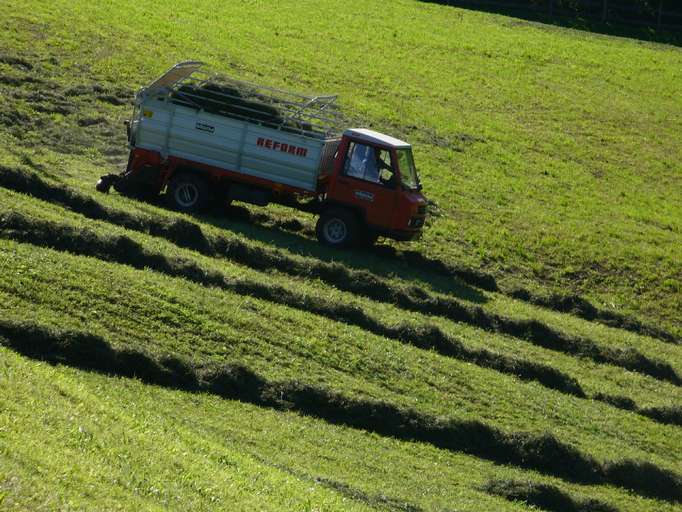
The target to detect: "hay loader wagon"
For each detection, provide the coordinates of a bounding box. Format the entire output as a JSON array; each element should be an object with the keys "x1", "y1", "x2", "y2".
[{"x1": 97, "y1": 61, "x2": 427, "y2": 247}]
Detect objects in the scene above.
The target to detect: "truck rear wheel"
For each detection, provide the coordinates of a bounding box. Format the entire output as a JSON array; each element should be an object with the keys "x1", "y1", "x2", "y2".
[
  {"x1": 316, "y1": 208, "x2": 358, "y2": 248},
  {"x1": 167, "y1": 174, "x2": 211, "y2": 213}
]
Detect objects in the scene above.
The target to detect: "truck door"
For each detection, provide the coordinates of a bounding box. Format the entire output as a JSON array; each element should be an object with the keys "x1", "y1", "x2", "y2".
[{"x1": 330, "y1": 141, "x2": 398, "y2": 229}]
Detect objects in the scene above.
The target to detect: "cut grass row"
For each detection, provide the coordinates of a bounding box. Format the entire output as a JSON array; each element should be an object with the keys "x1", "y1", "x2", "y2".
[
  {"x1": 3, "y1": 180, "x2": 680, "y2": 400},
  {"x1": 5, "y1": 208, "x2": 679, "y2": 427},
  {"x1": 1, "y1": 320, "x2": 680, "y2": 505},
  {"x1": 1, "y1": 165, "x2": 678, "y2": 388},
  {"x1": 0, "y1": 209, "x2": 584, "y2": 398},
  {"x1": 3, "y1": 190, "x2": 680, "y2": 436},
  {"x1": 0, "y1": 49, "x2": 677, "y2": 344},
  {"x1": 6, "y1": 347, "x2": 667, "y2": 512},
  {"x1": 40, "y1": 156, "x2": 682, "y2": 383},
  {"x1": 229, "y1": 202, "x2": 679, "y2": 345},
  {"x1": 1, "y1": 181, "x2": 680, "y2": 414},
  {"x1": 6, "y1": 178, "x2": 680, "y2": 390},
  {"x1": 1, "y1": 209, "x2": 680, "y2": 477},
  {"x1": 2, "y1": 0, "x2": 681, "y2": 335},
  {"x1": 2, "y1": 164, "x2": 676, "y2": 504},
  {"x1": 484, "y1": 479, "x2": 617, "y2": 512},
  {"x1": 0, "y1": 348, "x2": 376, "y2": 512}
]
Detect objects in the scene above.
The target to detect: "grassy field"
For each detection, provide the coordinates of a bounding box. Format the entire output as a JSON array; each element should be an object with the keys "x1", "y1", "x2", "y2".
[{"x1": 0, "y1": 0, "x2": 681, "y2": 510}]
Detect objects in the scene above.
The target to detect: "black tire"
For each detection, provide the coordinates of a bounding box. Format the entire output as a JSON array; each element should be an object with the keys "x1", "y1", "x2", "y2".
[
  {"x1": 166, "y1": 173, "x2": 211, "y2": 213},
  {"x1": 316, "y1": 208, "x2": 358, "y2": 248}
]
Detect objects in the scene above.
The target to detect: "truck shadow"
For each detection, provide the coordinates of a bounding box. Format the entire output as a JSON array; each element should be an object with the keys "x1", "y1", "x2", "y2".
[{"x1": 193, "y1": 202, "x2": 491, "y2": 305}]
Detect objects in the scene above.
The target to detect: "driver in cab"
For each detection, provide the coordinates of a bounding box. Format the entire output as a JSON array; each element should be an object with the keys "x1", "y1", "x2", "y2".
[{"x1": 362, "y1": 147, "x2": 394, "y2": 186}]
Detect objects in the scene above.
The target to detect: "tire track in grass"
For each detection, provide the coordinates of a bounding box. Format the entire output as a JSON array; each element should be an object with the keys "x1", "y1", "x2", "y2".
[
  {"x1": 0, "y1": 211, "x2": 584, "y2": 397},
  {"x1": 0, "y1": 166, "x2": 678, "y2": 384},
  {"x1": 247, "y1": 454, "x2": 425, "y2": 512},
  {"x1": 0, "y1": 320, "x2": 680, "y2": 505}
]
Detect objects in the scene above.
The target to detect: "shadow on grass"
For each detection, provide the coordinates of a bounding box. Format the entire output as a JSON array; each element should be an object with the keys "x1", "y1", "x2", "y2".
[
  {"x1": 0, "y1": 163, "x2": 677, "y2": 345},
  {"x1": 594, "y1": 393, "x2": 682, "y2": 427},
  {"x1": 1, "y1": 319, "x2": 681, "y2": 504},
  {"x1": 199, "y1": 202, "x2": 495, "y2": 302},
  {"x1": 0, "y1": 210, "x2": 585, "y2": 397},
  {"x1": 419, "y1": 0, "x2": 682, "y2": 48},
  {"x1": 150, "y1": 195, "x2": 677, "y2": 345},
  {"x1": 166, "y1": 193, "x2": 682, "y2": 345},
  {"x1": 1, "y1": 200, "x2": 679, "y2": 389},
  {"x1": 4, "y1": 210, "x2": 682, "y2": 427},
  {"x1": 248, "y1": 453, "x2": 425, "y2": 512},
  {"x1": 483, "y1": 478, "x2": 618, "y2": 512}
]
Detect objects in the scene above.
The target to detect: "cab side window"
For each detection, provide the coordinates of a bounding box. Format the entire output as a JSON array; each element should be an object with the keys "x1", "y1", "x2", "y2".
[{"x1": 343, "y1": 142, "x2": 395, "y2": 187}]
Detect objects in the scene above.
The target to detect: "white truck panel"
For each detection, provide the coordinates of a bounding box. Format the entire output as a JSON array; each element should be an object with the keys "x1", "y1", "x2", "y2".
[{"x1": 134, "y1": 99, "x2": 334, "y2": 192}]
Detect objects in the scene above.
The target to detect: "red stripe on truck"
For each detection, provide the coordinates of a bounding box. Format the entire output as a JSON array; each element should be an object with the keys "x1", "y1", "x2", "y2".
[{"x1": 257, "y1": 137, "x2": 308, "y2": 158}]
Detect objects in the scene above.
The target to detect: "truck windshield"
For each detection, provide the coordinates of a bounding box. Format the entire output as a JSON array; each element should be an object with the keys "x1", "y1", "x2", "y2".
[{"x1": 396, "y1": 149, "x2": 419, "y2": 190}]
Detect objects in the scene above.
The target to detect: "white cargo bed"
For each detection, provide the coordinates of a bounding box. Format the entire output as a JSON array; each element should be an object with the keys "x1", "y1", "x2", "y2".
[{"x1": 130, "y1": 62, "x2": 342, "y2": 193}]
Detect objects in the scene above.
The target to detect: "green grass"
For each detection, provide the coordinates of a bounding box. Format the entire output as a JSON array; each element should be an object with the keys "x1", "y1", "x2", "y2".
[
  {"x1": 0, "y1": 0, "x2": 681, "y2": 509},
  {"x1": 4, "y1": 0, "x2": 681, "y2": 330},
  {"x1": 7, "y1": 346, "x2": 664, "y2": 512},
  {"x1": 0, "y1": 188, "x2": 681, "y2": 506}
]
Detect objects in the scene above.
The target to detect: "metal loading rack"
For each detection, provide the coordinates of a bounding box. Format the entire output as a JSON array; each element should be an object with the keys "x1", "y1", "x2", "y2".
[{"x1": 142, "y1": 61, "x2": 344, "y2": 139}]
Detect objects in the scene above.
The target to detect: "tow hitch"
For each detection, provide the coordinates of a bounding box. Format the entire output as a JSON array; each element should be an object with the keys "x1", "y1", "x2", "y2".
[{"x1": 95, "y1": 174, "x2": 121, "y2": 193}]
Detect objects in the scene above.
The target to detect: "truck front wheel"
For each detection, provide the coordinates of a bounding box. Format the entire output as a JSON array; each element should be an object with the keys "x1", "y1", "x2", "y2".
[
  {"x1": 167, "y1": 174, "x2": 211, "y2": 213},
  {"x1": 316, "y1": 208, "x2": 358, "y2": 248}
]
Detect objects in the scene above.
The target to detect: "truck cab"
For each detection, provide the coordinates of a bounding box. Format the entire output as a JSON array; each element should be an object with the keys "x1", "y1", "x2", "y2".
[{"x1": 317, "y1": 129, "x2": 427, "y2": 247}]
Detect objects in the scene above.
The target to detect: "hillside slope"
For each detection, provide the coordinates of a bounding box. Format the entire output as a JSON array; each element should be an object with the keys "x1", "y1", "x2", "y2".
[
  {"x1": 0, "y1": 1, "x2": 680, "y2": 510},
  {"x1": 2, "y1": 0, "x2": 680, "y2": 332}
]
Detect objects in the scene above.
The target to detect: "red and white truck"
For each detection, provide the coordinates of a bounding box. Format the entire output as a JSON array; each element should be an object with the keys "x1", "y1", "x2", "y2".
[{"x1": 97, "y1": 61, "x2": 427, "y2": 247}]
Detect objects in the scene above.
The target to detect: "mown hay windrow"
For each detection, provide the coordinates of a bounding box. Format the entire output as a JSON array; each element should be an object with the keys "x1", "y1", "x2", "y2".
[
  {"x1": 0, "y1": 165, "x2": 675, "y2": 385},
  {"x1": 0, "y1": 60, "x2": 675, "y2": 344},
  {"x1": 591, "y1": 393, "x2": 682, "y2": 428},
  {"x1": 1, "y1": 320, "x2": 681, "y2": 503},
  {"x1": 0, "y1": 54, "x2": 33, "y2": 71},
  {"x1": 304, "y1": 476, "x2": 423, "y2": 512},
  {"x1": 248, "y1": 454, "x2": 426, "y2": 512},
  {"x1": 0, "y1": 211, "x2": 584, "y2": 397},
  {"x1": 510, "y1": 288, "x2": 679, "y2": 344},
  {"x1": 602, "y1": 460, "x2": 682, "y2": 503},
  {"x1": 172, "y1": 83, "x2": 283, "y2": 125},
  {"x1": 373, "y1": 250, "x2": 677, "y2": 345},
  {"x1": 483, "y1": 479, "x2": 618, "y2": 512},
  {"x1": 639, "y1": 405, "x2": 682, "y2": 427},
  {"x1": 593, "y1": 393, "x2": 637, "y2": 411},
  {"x1": 5, "y1": 211, "x2": 682, "y2": 427},
  {"x1": 370, "y1": 245, "x2": 499, "y2": 292}
]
